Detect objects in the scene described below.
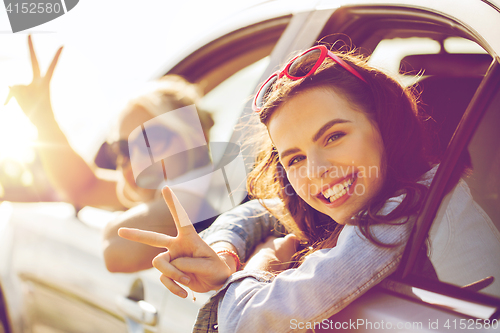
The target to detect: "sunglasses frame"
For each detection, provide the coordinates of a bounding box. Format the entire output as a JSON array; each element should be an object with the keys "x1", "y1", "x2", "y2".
[
  {"x1": 252, "y1": 45, "x2": 367, "y2": 112},
  {"x1": 110, "y1": 140, "x2": 129, "y2": 159}
]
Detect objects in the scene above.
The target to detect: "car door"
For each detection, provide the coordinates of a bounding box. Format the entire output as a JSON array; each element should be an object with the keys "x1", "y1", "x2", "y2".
[{"x1": 1, "y1": 202, "x2": 143, "y2": 333}]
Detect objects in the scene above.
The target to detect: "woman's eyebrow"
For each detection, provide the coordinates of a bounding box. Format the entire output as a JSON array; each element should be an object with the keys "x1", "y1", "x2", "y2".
[
  {"x1": 280, "y1": 148, "x2": 301, "y2": 160},
  {"x1": 312, "y1": 119, "x2": 351, "y2": 142},
  {"x1": 280, "y1": 119, "x2": 351, "y2": 160}
]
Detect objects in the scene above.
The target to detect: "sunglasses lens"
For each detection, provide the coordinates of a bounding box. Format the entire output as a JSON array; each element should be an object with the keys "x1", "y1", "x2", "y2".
[
  {"x1": 255, "y1": 75, "x2": 278, "y2": 111},
  {"x1": 288, "y1": 48, "x2": 322, "y2": 78}
]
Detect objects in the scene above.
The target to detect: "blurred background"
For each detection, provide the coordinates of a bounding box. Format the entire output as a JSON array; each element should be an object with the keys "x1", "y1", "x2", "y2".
[{"x1": 0, "y1": 0, "x2": 266, "y2": 202}]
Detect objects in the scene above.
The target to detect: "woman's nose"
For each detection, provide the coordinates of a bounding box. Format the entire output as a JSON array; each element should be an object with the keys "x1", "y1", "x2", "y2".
[{"x1": 306, "y1": 151, "x2": 331, "y2": 180}]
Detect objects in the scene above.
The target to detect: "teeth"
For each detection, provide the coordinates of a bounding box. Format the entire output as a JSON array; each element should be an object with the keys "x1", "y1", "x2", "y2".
[{"x1": 322, "y1": 177, "x2": 354, "y2": 202}]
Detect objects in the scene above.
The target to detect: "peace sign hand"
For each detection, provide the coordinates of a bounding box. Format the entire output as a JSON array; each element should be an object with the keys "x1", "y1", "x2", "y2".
[
  {"x1": 118, "y1": 187, "x2": 234, "y2": 298},
  {"x1": 5, "y1": 35, "x2": 63, "y2": 125}
]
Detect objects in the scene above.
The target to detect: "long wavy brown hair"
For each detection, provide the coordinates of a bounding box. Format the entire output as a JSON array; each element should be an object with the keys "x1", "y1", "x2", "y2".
[{"x1": 247, "y1": 48, "x2": 434, "y2": 266}]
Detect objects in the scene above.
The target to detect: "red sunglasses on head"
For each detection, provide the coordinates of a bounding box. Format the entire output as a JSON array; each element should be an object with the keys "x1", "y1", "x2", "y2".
[{"x1": 252, "y1": 45, "x2": 367, "y2": 112}]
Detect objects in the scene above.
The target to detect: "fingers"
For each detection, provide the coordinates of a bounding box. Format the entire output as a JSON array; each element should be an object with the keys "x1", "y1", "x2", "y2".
[
  {"x1": 272, "y1": 233, "x2": 299, "y2": 265},
  {"x1": 160, "y1": 274, "x2": 188, "y2": 298},
  {"x1": 4, "y1": 87, "x2": 14, "y2": 105},
  {"x1": 162, "y1": 186, "x2": 196, "y2": 234},
  {"x1": 28, "y1": 35, "x2": 63, "y2": 83},
  {"x1": 153, "y1": 252, "x2": 191, "y2": 287},
  {"x1": 171, "y1": 257, "x2": 231, "y2": 289},
  {"x1": 153, "y1": 252, "x2": 189, "y2": 298},
  {"x1": 284, "y1": 233, "x2": 299, "y2": 252},
  {"x1": 28, "y1": 35, "x2": 41, "y2": 78},
  {"x1": 118, "y1": 227, "x2": 173, "y2": 248},
  {"x1": 284, "y1": 233, "x2": 299, "y2": 244},
  {"x1": 170, "y1": 257, "x2": 205, "y2": 273},
  {"x1": 170, "y1": 257, "x2": 217, "y2": 275},
  {"x1": 45, "y1": 46, "x2": 63, "y2": 83}
]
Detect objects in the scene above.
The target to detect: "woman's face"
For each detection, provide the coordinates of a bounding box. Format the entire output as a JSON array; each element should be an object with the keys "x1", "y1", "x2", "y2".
[
  {"x1": 117, "y1": 106, "x2": 158, "y2": 204},
  {"x1": 268, "y1": 87, "x2": 385, "y2": 224}
]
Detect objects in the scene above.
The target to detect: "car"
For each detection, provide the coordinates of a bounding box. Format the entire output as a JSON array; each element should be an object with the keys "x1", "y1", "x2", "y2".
[{"x1": 1, "y1": 0, "x2": 500, "y2": 332}]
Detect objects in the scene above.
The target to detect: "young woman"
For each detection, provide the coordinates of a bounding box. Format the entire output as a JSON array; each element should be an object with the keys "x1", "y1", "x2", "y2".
[
  {"x1": 119, "y1": 45, "x2": 437, "y2": 332},
  {"x1": 7, "y1": 36, "x2": 214, "y2": 273}
]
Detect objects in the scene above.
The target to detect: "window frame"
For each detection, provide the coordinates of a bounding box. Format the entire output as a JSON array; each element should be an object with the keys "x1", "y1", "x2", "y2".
[
  {"x1": 392, "y1": 61, "x2": 500, "y2": 311},
  {"x1": 165, "y1": 16, "x2": 291, "y2": 94}
]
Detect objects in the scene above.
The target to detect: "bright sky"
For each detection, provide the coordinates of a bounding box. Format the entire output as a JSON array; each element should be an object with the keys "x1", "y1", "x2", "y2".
[{"x1": 0, "y1": 0, "x2": 265, "y2": 163}]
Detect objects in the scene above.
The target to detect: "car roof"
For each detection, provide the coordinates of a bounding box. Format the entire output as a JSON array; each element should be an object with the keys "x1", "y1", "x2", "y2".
[
  {"x1": 152, "y1": 0, "x2": 319, "y2": 78},
  {"x1": 154, "y1": 0, "x2": 499, "y2": 79}
]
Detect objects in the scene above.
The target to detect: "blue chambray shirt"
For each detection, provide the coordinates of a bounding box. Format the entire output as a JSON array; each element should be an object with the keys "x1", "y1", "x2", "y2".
[{"x1": 195, "y1": 166, "x2": 438, "y2": 333}]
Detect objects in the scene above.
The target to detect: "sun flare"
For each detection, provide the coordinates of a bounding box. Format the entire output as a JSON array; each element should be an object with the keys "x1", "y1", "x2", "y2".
[{"x1": 0, "y1": 94, "x2": 38, "y2": 165}]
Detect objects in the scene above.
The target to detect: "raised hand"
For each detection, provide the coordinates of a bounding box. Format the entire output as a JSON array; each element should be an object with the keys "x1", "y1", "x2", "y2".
[
  {"x1": 5, "y1": 35, "x2": 63, "y2": 125},
  {"x1": 118, "y1": 187, "x2": 234, "y2": 298}
]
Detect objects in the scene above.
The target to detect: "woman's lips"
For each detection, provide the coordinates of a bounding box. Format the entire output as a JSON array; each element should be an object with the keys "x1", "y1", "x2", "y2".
[{"x1": 316, "y1": 173, "x2": 358, "y2": 208}]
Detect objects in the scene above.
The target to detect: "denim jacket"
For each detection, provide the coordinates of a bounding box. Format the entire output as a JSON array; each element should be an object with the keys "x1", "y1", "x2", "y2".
[{"x1": 196, "y1": 166, "x2": 438, "y2": 333}]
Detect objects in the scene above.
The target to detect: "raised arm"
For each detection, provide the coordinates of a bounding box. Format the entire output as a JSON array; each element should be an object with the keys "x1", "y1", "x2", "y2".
[
  {"x1": 102, "y1": 197, "x2": 177, "y2": 272},
  {"x1": 6, "y1": 36, "x2": 122, "y2": 209}
]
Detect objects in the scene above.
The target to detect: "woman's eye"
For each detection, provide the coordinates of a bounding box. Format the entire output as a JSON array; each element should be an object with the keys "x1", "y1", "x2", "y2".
[
  {"x1": 327, "y1": 132, "x2": 345, "y2": 144},
  {"x1": 288, "y1": 155, "x2": 305, "y2": 167}
]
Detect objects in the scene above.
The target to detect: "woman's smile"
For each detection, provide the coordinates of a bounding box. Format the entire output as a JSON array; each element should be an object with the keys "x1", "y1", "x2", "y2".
[{"x1": 316, "y1": 172, "x2": 357, "y2": 207}]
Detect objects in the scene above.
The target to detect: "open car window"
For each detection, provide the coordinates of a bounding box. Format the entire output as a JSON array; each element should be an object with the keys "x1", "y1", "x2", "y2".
[
  {"x1": 417, "y1": 67, "x2": 500, "y2": 299},
  {"x1": 166, "y1": 16, "x2": 289, "y2": 162},
  {"x1": 199, "y1": 56, "x2": 270, "y2": 143}
]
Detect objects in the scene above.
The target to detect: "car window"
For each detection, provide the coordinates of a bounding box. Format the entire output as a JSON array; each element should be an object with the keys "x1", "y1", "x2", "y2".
[
  {"x1": 369, "y1": 36, "x2": 488, "y2": 81},
  {"x1": 199, "y1": 56, "x2": 270, "y2": 143},
  {"x1": 368, "y1": 37, "x2": 441, "y2": 85},
  {"x1": 156, "y1": 17, "x2": 288, "y2": 233},
  {"x1": 424, "y1": 84, "x2": 500, "y2": 298},
  {"x1": 369, "y1": 36, "x2": 490, "y2": 160}
]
